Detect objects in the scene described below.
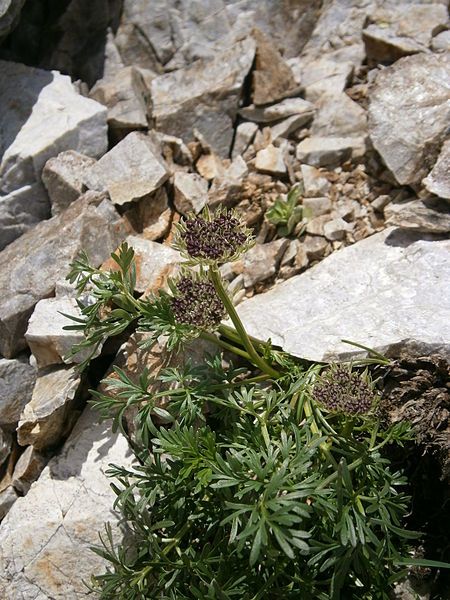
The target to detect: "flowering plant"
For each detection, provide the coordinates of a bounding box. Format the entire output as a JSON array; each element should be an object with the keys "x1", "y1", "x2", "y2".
[{"x1": 66, "y1": 208, "x2": 446, "y2": 599}]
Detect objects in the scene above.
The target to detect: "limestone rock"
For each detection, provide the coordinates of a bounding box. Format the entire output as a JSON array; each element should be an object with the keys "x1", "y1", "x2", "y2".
[
  {"x1": 301, "y1": 165, "x2": 331, "y2": 198},
  {"x1": 237, "y1": 228, "x2": 450, "y2": 361},
  {"x1": 0, "y1": 0, "x2": 26, "y2": 40},
  {"x1": 296, "y1": 136, "x2": 366, "y2": 167},
  {"x1": 11, "y1": 446, "x2": 47, "y2": 494},
  {"x1": 270, "y1": 114, "x2": 312, "y2": 141},
  {"x1": 240, "y1": 98, "x2": 314, "y2": 124},
  {"x1": 323, "y1": 217, "x2": 353, "y2": 241},
  {"x1": 255, "y1": 144, "x2": 287, "y2": 176},
  {"x1": 25, "y1": 297, "x2": 100, "y2": 369},
  {"x1": 0, "y1": 184, "x2": 49, "y2": 251},
  {"x1": 0, "y1": 60, "x2": 107, "y2": 246},
  {"x1": 151, "y1": 39, "x2": 255, "y2": 157},
  {"x1": 232, "y1": 122, "x2": 258, "y2": 159},
  {"x1": 300, "y1": 234, "x2": 329, "y2": 262},
  {"x1": 368, "y1": 53, "x2": 450, "y2": 186},
  {"x1": 0, "y1": 357, "x2": 37, "y2": 428},
  {"x1": 302, "y1": 197, "x2": 332, "y2": 217},
  {"x1": 423, "y1": 140, "x2": 450, "y2": 200},
  {"x1": 251, "y1": 28, "x2": 299, "y2": 106},
  {"x1": 243, "y1": 239, "x2": 289, "y2": 287},
  {"x1": 311, "y1": 92, "x2": 367, "y2": 137},
  {"x1": 0, "y1": 488, "x2": 17, "y2": 521},
  {"x1": 196, "y1": 153, "x2": 225, "y2": 181},
  {"x1": 0, "y1": 429, "x2": 11, "y2": 468},
  {"x1": 363, "y1": 5, "x2": 449, "y2": 63},
  {"x1": 431, "y1": 30, "x2": 450, "y2": 52},
  {"x1": 17, "y1": 365, "x2": 81, "y2": 450},
  {"x1": 300, "y1": 57, "x2": 354, "y2": 102},
  {"x1": 123, "y1": 187, "x2": 172, "y2": 241},
  {"x1": 385, "y1": 198, "x2": 450, "y2": 234},
  {"x1": 0, "y1": 191, "x2": 128, "y2": 358},
  {"x1": 89, "y1": 66, "x2": 149, "y2": 137},
  {"x1": 42, "y1": 151, "x2": 96, "y2": 216},
  {"x1": 0, "y1": 406, "x2": 133, "y2": 599},
  {"x1": 173, "y1": 171, "x2": 208, "y2": 215},
  {"x1": 85, "y1": 132, "x2": 169, "y2": 205},
  {"x1": 208, "y1": 157, "x2": 248, "y2": 208}
]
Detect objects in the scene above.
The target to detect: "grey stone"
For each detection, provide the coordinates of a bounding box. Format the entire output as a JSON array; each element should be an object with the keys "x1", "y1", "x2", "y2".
[
  {"x1": 240, "y1": 98, "x2": 314, "y2": 124},
  {"x1": 237, "y1": 228, "x2": 450, "y2": 362},
  {"x1": 11, "y1": 446, "x2": 47, "y2": 495},
  {"x1": 300, "y1": 234, "x2": 329, "y2": 262},
  {"x1": 385, "y1": 197, "x2": 450, "y2": 233},
  {"x1": 255, "y1": 144, "x2": 287, "y2": 176},
  {"x1": 371, "y1": 194, "x2": 392, "y2": 212},
  {"x1": 85, "y1": 132, "x2": 169, "y2": 205},
  {"x1": 300, "y1": 57, "x2": 354, "y2": 102},
  {"x1": 173, "y1": 171, "x2": 208, "y2": 215},
  {"x1": 323, "y1": 217, "x2": 353, "y2": 241},
  {"x1": 423, "y1": 139, "x2": 450, "y2": 200},
  {"x1": 301, "y1": 165, "x2": 331, "y2": 198},
  {"x1": 296, "y1": 136, "x2": 366, "y2": 167},
  {"x1": 0, "y1": 0, "x2": 26, "y2": 40},
  {"x1": 363, "y1": 4, "x2": 449, "y2": 63},
  {"x1": 196, "y1": 153, "x2": 225, "y2": 181},
  {"x1": 123, "y1": 187, "x2": 172, "y2": 241},
  {"x1": 17, "y1": 365, "x2": 81, "y2": 450},
  {"x1": 270, "y1": 114, "x2": 312, "y2": 141},
  {"x1": 42, "y1": 151, "x2": 96, "y2": 216},
  {"x1": 232, "y1": 122, "x2": 258, "y2": 159},
  {"x1": 368, "y1": 53, "x2": 450, "y2": 186},
  {"x1": 208, "y1": 156, "x2": 249, "y2": 208},
  {"x1": 25, "y1": 297, "x2": 100, "y2": 369},
  {"x1": 431, "y1": 30, "x2": 450, "y2": 52},
  {"x1": 0, "y1": 61, "x2": 107, "y2": 246},
  {"x1": 151, "y1": 39, "x2": 255, "y2": 157},
  {"x1": 0, "y1": 428, "x2": 11, "y2": 468},
  {"x1": 243, "y1": 239, "x2": 289, "y2": 287},
  {"x1": 0, "y1": 184, "x2": 49, "y2": 251},
  {"x1": 303, "y1": 197, "x2": 332, "y2": 217},
  {"x1": 0, "y1": 357, "x2": 37, "y2": 428},
  {"x1": 0, "y1": 191, "x2": 129, "y2": 358},
  {"x1": 0, "y1": 488, "x2": 17, "y2": 521},
  {"x1": 311, "y1": 92, "x2": 367, "y2": 137},
  {"x1": 0, "y1": 406, "x2": 133, "y2": 599},
  {"x1": 89, "y1": 66, "x2": 149, "y2": 135}
]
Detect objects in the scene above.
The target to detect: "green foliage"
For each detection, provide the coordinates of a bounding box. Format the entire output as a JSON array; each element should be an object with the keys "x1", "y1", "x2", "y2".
[
  {"x1": 65, "y1": 208, "x2": 447, "y2": 600},
  {"x1": 266, "y1": 186, "x2": 303, "y2": 236}
]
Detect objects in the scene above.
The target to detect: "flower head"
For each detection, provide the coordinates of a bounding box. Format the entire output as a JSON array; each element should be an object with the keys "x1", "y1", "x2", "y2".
[
  {"x1": 170, "y1": 273, "x2": 225, "y2": 331},
  {"x1": 173, "y1": 207, "x2": 254, "y2": 265},
  {"x1": 312, "y1": 364, "x2": 376, "y2": 415}
]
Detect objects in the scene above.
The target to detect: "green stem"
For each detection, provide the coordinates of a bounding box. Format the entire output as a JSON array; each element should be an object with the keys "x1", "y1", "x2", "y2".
[
  {"x1": 199, "y1": 331, "x2": 253, "y2": 361},
  {"x1": 317, "y1": 457, "x2": 363, "y2": 490},
  {"x1": 304, "y1": 397, "x2": 339, "y2": 470},
  {"x1": 210, "y1": 268, "x2": 280, "y2": 378}
]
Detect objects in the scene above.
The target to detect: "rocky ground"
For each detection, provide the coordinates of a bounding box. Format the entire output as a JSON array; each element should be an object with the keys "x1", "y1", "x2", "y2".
[{"x1": 0, "y1": 1, "x2": 449, "y2": 598}]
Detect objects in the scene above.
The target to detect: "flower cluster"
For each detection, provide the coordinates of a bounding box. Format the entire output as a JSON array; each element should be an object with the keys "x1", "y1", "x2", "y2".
[
  {"x1": 170, "y1": 275, "x2": 225, "y2": 330},
  {"x1": 312, "y1": 365, "x2": 375, "y2": 415},
  {"x1": 174, "y1": 208, "x2": 253, "y2": 264}
]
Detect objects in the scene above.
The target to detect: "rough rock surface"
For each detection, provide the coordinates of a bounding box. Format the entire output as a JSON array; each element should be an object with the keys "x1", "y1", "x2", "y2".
[
  {"x1": 84, "y1": 132, "x2": 169, "y2": 205},
  {"x1": 151, "y1": 39, "x2": 255, "y2": 157},
  {"x1": 173, "y1": 171, "x2": 208, "y2": 215},
  {"x1": 311, "y1": 92, "x2": 367, "y2": 137},
  {"x1": 0, "y1": 407, "x2": 133, "y2": 600},
  {"x1": 423, "y1": 139, "x2": 450, "y2": 200},
  {"x1": 0, "y1": 0, "x2": 26, "y2": 40},
  {"x1": 368, "y1": 53, "x2": 450, "y2": 186},
  {"x1": 237, "y1": 228, "x2": 450, "y2": 362},
  {"x1": 11, "y1": 446, "x2": 47, "y2": 494},
  {"x1": 0, "y1": 357, "x2": 37, "y2": 428},
  {"x1": 296, "y1": 136, "x2": 366, "y2": 167},
  {"x1": 0, "y1": 191, "x2": 128, "y2": 358},
  {"x1": 385, "y1": 198, "x2": 450, "y2": 234},
  {"x1": 243, "y1": 239, "x2": 290, "y2": 287},
  {"x1": 0, "y1": 60, "x2": 108, "y2": 247}
]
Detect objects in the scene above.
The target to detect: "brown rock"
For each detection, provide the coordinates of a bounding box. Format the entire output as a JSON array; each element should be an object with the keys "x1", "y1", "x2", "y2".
[{"x1": 12, "y1": 446, "x2": 47, "y2": 494}]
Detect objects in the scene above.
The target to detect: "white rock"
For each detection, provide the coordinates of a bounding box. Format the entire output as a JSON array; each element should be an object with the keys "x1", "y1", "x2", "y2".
[
  {"x1": 423, "y1": 139, "x2": 450, "y2": 200},
  {"x1": 323, "y1": 217, "x2": 353, "y2": 241},
  {"x1": 17, "y1": 365, "x2": 81, "y2": 450},
  {"x1": 243, "y1": 239, "x2": 289, "y2": 287},
  {"x1": 0, "y1": 357, "x2": 37, "y2": 427},
  {"x1": 270, "y1": 113, "x2": 311, "y2": 141},
  {"x1": 85, "y1": 132, "x2": 169, "y2": 205},
  {"x1": 303, "y1": 196, "x2": 332, "y2": 217},
  {"x1": 232, "y1": 122, "x2": 258, "y2": 159},
  {"x1": 240, "y1": 98, "x2": 314, "y2": 123},
  {"x1": 431, "y1": 30, "x2": 450, "y2": 52},
  {"x1": 301, "y1": 164, "x2": 331, "y2": 197},
  {"x1": 255, "y1": 144, "x2": 287, "y2": 175},
  {"x1": 300, "y1": 57, "x2": 354, "y2": 102},
  {"x1": 311, "y1": 92, "x2": 367, "y2": 137},
  {"x1": 301, "y1": 234, "x2": 330, "y2": 262},
  {"x1": 208, "y1": 156, "x2": 249, "y2": 208},
  {"x1": 173, "y1": 171, "x2": 208, "y2": 215},
  {"x1": 385, "y1": 198, "x2": 450, "y2": 234},
  {"x1": 237, "y1": 228, "x2": 450, "y2": 361},
  {"x1": 0, "y1": 406, "x2": 133, "y2": 599},
  {"x1": 296, "y1": 136, "x2": 366, "y2": 167}
]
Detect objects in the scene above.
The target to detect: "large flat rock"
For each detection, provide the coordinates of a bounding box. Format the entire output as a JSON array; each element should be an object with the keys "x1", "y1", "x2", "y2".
[
  {"x1": 0, "y1": 191, "x2": 128, "y2": 358},
  {"x1": 0, "y1": 406, "x2": 133, "y2": 600},
  {"x1": 237, "y1": 229, "x2": 450, "y2": 362}
]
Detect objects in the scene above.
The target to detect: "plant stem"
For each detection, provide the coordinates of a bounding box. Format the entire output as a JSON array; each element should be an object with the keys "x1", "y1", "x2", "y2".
[
  {"x1": 199, "y1": 331, "x2": 253, "y2": 361},
  {"x1": 210, "y1": 268, "x2": 280, "y2": 378},
  {"x1": 304, "y1": 397, "x2": 339, "y2": 470}
]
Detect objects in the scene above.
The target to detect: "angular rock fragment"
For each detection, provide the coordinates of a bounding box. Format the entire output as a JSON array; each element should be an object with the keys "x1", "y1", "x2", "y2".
[
  {"x1": 0, "y1": 406, "x2": 133, "y2": 599},
  {"x1": 0, "y1": 184, "x2": 49, "y2": 251},
  {"x1": 84, "y1": 132, "x2": 169, "y2": 205},
  {"x1": 363, "y1": 5, "x2": 449, "y2": 63},
  {"x1": 270, "y1": 114, "x2": 312, "y2": 141},
  {"x1": 368, "y1": 53, "x2": 450, "y2": 186},
  {"x1": 0, "y1": 487, "x2": 17, "y2": 521},
  {"x1": 301, "y1": 165, "x2": 331, "y2": 198},
  {"x1": 11, "y1": 446, "x2": 46, "y2": 494},
  {"x1": 124, "y1": 187, "x2": 172, "y2": 241},
  {"x1": 173, "y1": 171, "x2": 208, "y2": 215},
  {"x1": 0, "y1": 429, "x2": 12, "y2": 468},
  {"x1": 240, "y1": 98, "x2": 314, "y2": 124},
  {"x1": 300, "y1": 234, "x2": 329, "y2": 262},
  {"x1": 0, "y1": 191, "x2": 128, "y2": 358},
  {"x1": 89, "y1": 66, "x2": 149, "y2": 138},
  {"x1": 311, "y1": 92, "x2": 367, "y2": 137},
  {"x1": 431, "y1": 30, "x2": 450, "y2": 52},
  {"x1": 0, "y1": 61, "x2": 107, "y2": 245},
  {"x1": 0, "y1": 0, "x2": 26, "y2": 40},
  {"x1": 42, "y1": 150, "x2": 96, "y2": 216},
  {"x1": 0, "y1": 357, "x2": 37, "y2": 428},
  {"x1": 208, "y1": 157, "x2": 248, "y2": 208},
  {"x1": 232, "y1": 122, "x2": 258, "y2": 159},
  {"x1": 300, "y1": 57, "x2": 354, "y2": 101},
  {"x1": 251, "y1": 28, "x2": 299, "y2": 106},
  {"x1": 17, "y1": 365, "x2": 81, "y2": 450},
  {"x1": 302, "y1": 197, "x2": 332, "y2": 217},
  {"x1": 296, "y1": 136, "x2": 366, "y2": 167},
  {"x1": 151, "y1": 39, "x2": 255, "y2": 157},
  {"x1": 255, "y1": 144, "x2": 287, "y2": 176},
  {"x1": 385, "y1": 198, "x2": 450, "y2": 234},
  {"x1": 323, "y1": 217, "x2": 353, "y2": 241},
  {"x1": 423, "y1": 140, "x2": 450, "y2": 200},
  {"x1": 243, "y1": 239, "x2": 289, "y2": 287},
  {"x1": 237, "y1": 228, "x2": 450, "y2": 361}
]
